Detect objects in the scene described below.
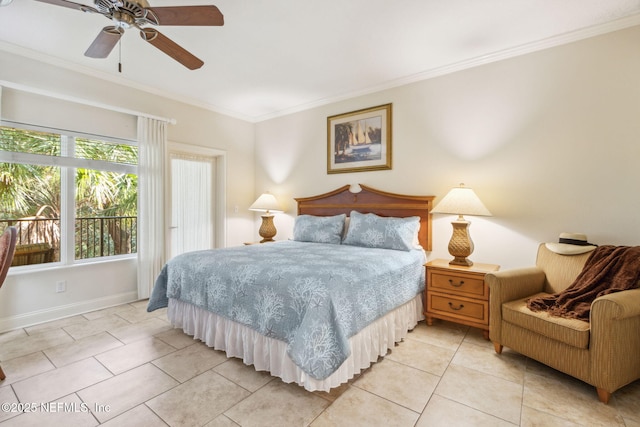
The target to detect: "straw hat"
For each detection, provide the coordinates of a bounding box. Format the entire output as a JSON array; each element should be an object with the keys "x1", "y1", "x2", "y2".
[{"x1": 545, "y1": 232, "x2": 597, "y2": 255}]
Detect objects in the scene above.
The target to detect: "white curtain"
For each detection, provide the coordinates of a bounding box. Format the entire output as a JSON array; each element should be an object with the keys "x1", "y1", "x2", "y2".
[
  {"x1": 170, "y1": 153, "x2": 214, "y2": 258},
  {"x1": 137, "y1": 117, "x2": 167, "y2": 299}
]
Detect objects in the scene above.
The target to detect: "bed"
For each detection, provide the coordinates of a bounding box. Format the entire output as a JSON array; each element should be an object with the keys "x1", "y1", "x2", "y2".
[{"x1": 148, "y1": 184, "x2": 435, "y2": 391}]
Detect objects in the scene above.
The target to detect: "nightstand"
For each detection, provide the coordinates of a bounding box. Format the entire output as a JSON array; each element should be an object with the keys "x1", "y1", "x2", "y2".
[{"x1": 425, "y1": 259, "x2": 499, "y2": 339}]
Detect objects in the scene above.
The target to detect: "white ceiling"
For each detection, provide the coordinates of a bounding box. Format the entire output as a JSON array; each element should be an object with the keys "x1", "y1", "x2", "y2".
[{"x1": 1, "y1": 0, "x2": 639, "y2": 122}]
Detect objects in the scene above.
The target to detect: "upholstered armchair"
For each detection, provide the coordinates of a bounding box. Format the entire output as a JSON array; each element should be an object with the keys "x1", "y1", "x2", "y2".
[{"x1": 486, "y1": 244, "x2": 640, "y2": 403}]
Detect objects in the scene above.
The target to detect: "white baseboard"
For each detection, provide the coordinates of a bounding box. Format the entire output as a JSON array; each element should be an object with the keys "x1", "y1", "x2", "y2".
[{"x1": 0, "y1": 291, "x2": 140, "y2": 333}]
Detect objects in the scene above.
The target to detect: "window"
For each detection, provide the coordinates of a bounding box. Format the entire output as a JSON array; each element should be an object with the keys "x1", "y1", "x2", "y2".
[{"x1": 0, "y1": 123, "x2": 138, "y2": 267}]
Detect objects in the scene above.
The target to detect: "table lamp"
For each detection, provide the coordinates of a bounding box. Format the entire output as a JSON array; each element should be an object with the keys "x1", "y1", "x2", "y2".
[
  {"x1": 432, "y1": 183, "x2": 492, "y2": 266},
  {"x1": 249, "y1": 193, "x2": 283, "y2": 243}
]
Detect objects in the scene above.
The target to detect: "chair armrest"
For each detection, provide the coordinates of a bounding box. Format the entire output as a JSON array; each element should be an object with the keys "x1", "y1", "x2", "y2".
[
  {"x1": 486, "y1": 267, "x2": 546, "y2": 304},
  {"x1": 592, "y1": 288, "x2": 640, "y2": 320},
  {"x1": 486, "y1": 267, "x2": 546, "y2": 344},
  {"x1": 590, "y1": 288, "x2": 640, "y2": 392}
]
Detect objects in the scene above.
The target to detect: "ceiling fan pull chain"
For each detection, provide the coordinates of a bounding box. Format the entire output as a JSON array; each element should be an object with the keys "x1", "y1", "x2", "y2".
[{"x1": 118, "y1": 38, "x2": 122, "y2": 73}]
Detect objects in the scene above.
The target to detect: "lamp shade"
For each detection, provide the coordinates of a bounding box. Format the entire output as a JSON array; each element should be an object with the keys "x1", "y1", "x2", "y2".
[
  {"x1": 249, "y1": 193, "x2": 283, "y2": 214},
  {"x1": 432, "y1": 184, "x2": 491, "y2": 217},
  {"x1": 433, "y1": 184, "x2": 491, "y2": 266}
]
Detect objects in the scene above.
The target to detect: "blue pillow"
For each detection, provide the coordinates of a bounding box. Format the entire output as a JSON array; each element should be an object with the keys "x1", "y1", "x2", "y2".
[
  {"x1": 293, "y1": 214, "x2": 346, "y2": 244},
  {"x1": 342, "y1": 211, "x2": 420, "y2": 251}
]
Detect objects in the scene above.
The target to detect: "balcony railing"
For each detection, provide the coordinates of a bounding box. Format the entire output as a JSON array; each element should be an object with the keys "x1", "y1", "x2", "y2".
[{"x1": 1, "y1": 216, "x2": 137, "y2": 265}]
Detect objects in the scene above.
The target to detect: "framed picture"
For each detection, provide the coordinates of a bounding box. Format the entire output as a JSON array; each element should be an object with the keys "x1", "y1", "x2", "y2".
[{"x1": 327, "y1": 103, "x2": 392, "y2": 174}]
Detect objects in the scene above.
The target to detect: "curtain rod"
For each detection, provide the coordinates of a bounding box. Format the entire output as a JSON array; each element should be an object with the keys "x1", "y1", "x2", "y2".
[{"x1": 0, "y1": 80, "x2": 177, "y2": 125}]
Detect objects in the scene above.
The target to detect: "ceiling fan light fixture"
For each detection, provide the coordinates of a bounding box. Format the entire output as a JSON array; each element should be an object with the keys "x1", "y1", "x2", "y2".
[
  {"x1": 0, "y1": 0, "x2": 14, "y2": 7},
  {"x1": 112, "y1": 11, "x2": 135, "y2": 29}
]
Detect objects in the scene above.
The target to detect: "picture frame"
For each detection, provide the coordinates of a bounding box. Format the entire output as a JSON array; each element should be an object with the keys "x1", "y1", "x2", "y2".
[{"x1": 327, "y1": 103, "x2": 392, "y2": 174}]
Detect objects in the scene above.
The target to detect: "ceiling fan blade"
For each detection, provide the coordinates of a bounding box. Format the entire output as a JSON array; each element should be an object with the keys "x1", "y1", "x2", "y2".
[
  {"x1": 146, "y1": 6, "x2": 224, "y2": 26},
  {"x1": 85, "y1": 27, "x2": 123, "y2": 59},
  {"x1": 140, "y1": 28, "x2": 204, "y2": 70},
  {"x1": 33, "y1": 0, "x2": 90, "y2": 11}
]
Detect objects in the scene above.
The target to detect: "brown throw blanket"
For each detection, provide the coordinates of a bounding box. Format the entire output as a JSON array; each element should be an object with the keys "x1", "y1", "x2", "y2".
[{"x1": 527, "y1": 245, "x2": 640, "y2": 321}]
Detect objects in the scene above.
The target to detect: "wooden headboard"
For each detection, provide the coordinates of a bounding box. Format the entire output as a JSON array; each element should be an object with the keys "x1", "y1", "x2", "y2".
[{"x1": 295, "y1": 184, "x2": 435, "y2": 251}]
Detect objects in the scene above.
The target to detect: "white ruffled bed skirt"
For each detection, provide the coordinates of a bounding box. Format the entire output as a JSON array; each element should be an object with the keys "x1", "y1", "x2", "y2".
[{"x1": 168, "y1": 294, "x2": 424, "y2": 392}]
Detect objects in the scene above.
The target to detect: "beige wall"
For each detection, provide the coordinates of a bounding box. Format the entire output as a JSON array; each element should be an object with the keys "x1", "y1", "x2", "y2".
[
  {"x1": 0, "y1": 50, "x2": 256, "y2": 330},
  {"x1": 255, "y1": 26, "x2": 640, "y2": 269},
  {"x1": 1, "y1": 24, "x2": 638, "y2": 330}
]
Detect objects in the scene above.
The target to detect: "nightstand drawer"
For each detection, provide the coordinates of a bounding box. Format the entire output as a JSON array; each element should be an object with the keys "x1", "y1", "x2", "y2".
[
  {"x1": 428, "y1": 293, "x2": 488, "y2": 323},
  {"x1": 430, "y1": 273, "x2": 485, "y2": 297},
  {"x1": 425, "y1": 259, "x2": 499, "y2": 338}
]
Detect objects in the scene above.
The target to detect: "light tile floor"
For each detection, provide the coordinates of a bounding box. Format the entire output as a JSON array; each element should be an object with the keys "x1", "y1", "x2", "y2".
[{"x1": 1, "y1": 300, "x2": 639, "y2": 426}]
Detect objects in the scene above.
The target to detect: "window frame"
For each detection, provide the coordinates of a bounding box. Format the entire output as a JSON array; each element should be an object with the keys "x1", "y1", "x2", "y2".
[{"x1": 0, "y1": 120, "x2": 138, "y2": 269}]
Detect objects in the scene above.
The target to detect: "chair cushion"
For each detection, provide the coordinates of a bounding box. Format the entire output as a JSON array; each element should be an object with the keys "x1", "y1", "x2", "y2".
[{"x1": 502, "y1": 292, "x2": 590, "y2": 349}]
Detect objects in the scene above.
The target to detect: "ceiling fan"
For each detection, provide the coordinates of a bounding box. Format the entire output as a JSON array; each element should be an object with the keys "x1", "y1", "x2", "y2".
[{"x1": 33, "y1": 0, "x2": 224, "y2": 70}]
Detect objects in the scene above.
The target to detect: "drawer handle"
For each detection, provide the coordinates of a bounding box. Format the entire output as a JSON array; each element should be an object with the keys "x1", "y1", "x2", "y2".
[
  {"x1": 448, "y1": 302, "x2": 465, "y2": 311},
  {"x1": 448, "y1": 279, "x2": 464, "y2": 287}
]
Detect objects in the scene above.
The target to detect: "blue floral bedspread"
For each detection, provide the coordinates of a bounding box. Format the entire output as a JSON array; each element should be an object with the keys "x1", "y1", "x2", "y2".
[{"x1": 148, "y1": 240, "x2": 425, "y2": 379}]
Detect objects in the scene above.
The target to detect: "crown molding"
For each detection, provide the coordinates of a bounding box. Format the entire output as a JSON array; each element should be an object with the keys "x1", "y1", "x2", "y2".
[
  {"x1": 253, "y1": 14, "x2": 640, "y2": 122},
  {"x1": 2, "y1": 13, "x2": 639, "y2": 124},
  {"x1": 0, "y1": 40, "x2": 254, "y2": 123}
]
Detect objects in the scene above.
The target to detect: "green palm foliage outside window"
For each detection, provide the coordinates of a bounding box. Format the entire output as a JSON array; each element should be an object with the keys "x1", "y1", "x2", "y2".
[{"x1": 0, "y1": 125, "x2": 138, "y2": 264}]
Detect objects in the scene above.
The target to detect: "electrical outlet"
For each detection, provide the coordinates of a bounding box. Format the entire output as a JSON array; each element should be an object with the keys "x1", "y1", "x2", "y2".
[{"x1": 55, "y1": 281, "x2": 66, "y2": 293}]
